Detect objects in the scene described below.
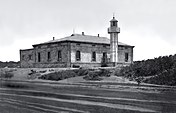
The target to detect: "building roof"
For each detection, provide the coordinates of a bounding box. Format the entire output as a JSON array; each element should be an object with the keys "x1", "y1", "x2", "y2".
[
  {"x1": 33, "y1": 34, "x2": 133, "y2": 47},
  {"x1": 110, "y1": 17, "x2": 118, "y2": 22}
]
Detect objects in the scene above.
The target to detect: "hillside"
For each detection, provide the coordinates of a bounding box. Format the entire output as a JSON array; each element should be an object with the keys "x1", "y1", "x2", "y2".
[
  {"x1": 119, "y1": 54, "x2": 176, "y2": 86},
  {"x1": 0, "y1": 61, "x2": 20, "y2": 68}
]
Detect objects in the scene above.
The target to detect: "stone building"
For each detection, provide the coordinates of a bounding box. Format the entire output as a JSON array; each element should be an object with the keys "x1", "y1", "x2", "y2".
[{"x1": 20, "y1": 17, "x2": 134, "y2": 68}]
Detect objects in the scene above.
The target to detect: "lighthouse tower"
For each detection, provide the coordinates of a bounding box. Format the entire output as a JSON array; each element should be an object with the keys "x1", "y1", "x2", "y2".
[{"x1": 108, "y1": 16, "x2": 120, "y2": 66}]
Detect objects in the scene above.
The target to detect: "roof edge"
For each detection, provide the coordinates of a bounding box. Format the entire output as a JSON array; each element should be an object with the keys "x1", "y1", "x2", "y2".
[
  {"x1": 32, "y1": 40, "x2": 134, "y2": 47},
  {"x1": 20, "y1": 48, "x2": 34, "y2": 51}
]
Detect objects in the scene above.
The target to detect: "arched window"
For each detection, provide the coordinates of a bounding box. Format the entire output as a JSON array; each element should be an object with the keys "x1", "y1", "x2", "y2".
[{"x1": 76, "y1": 51, "x2": 81, "y2": 61}]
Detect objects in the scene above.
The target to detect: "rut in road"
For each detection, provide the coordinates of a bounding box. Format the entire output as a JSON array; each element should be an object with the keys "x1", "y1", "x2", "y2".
[{"x1": 0, "y1": 92, "x2": 156, "y2": 113}]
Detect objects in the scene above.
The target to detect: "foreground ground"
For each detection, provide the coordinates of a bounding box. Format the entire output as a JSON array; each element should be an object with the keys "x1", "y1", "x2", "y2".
[{"x1": 0, "y1": 79, "x2": 176, "y2": 113}]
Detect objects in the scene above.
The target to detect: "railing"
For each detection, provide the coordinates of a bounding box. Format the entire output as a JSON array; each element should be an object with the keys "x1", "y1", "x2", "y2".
[{"x1": 108, "y1": 27, "x2": 120, "y2": 33}]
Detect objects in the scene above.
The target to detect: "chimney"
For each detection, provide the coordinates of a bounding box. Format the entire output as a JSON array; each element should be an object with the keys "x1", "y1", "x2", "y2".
[
  {"x1": 98, "y1": 34, "x2": 100, "y2": 37},
  {"x1": 82, "y1": 32, "x2": 84, "y2": 35},
  {"x1": 53, "y1": 37, "x2": 55, "y2": 40}
]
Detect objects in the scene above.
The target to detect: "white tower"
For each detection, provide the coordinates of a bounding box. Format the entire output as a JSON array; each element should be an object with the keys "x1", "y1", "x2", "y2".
[{"x1": 108, "y1": 16, "x2": 120, "y2": 66}]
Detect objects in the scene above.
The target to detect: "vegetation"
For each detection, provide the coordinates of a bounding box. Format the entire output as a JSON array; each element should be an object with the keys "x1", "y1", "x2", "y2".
[
  {"x1": 0, "y1": 61, "x2": 20, "y2": 68},
  {"x1": 2, "y1": 82, "x2": 30, "y2": 88},
  {"x1": 39, "y1": 70, "x2": 76, "y2": 81},
  {"x1": 0, "y1": 71, "x2": 14, "y2": 80},
  {"x1": 73, "y1": 68, "x2": 89, "y2": 76},
  {"x1": 83, "y1": 69, "x2": 111, "y2": 81},
  {"x1": 27, "y1": 69, "x2": 42, "y2": 80},
  {"x1": 118, "y1": 54, "x2": 176, "y2": 85},
  {"x1": 38, "y1": 69, "x2": 89, "y2": 81},
  {"x1": 144, "y1": 68, "x2": 176, "y2": 86},
  {"x1": 39, "y1": 68, "x2": 112, "y2": 81}
]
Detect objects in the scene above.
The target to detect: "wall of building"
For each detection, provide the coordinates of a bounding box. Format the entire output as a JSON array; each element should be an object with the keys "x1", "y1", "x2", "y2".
[
  {"x1": 70, "y1": 42, "x2": 110, "y2": 67},
  {"x1": 20, "y1": 42, "x2": 71, "y2": 68},
  {"x1": 118, "y1": 46, "x2": 134, "y2": 63},
  {"x1": 33, "y1": 62, "x2": 67, "y2": 68},
  {"x1": 20, "y1": 41, "x2": 134, "y2": 68},
  {"x1": 33, "y1": 42, "x2": 70, "y2": 68},
  {"x1": 20, "y1": 49, "x2": 35, "y2": 68},
  {"x1": 70, "y1": 42, "x2": 133, "y2": 67}
]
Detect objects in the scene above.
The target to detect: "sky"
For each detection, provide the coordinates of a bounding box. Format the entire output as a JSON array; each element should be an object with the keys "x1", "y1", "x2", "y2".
[{"x1": 0, "y1": 0, "x2": 176, "y2": 61}]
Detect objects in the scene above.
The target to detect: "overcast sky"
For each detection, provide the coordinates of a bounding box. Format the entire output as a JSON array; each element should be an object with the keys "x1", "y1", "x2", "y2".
[{"x1": 0, "y1": 0, "x2": 176, "y2": 61}]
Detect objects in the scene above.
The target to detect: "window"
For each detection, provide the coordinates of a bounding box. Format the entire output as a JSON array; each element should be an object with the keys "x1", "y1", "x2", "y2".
[
  {"x1": 47, "y1": 52, "x2": 51, "y2": 61},
  {"x1": 58, "y1": 51, "x2": 62, "y2": 61},
  {"x1": 125, "y1": 53, "x2": 129, "y2": 62},
  {"x1": 76, "y1": 51, "x2": 81, "y2": 61},
  {"x1": 28, "y1": 55, "x2": 32, "y2": 60},
  {"x1": 38, "y1": 52, "x2": 41, "y2": 62},
  {"x1": 103, "y1": 52, "x2": 107, "y2": 59},
  {"x1": 92, "y1": 44, "x2": 95, "y2": 47},
  {"x1": 92, "y1": 51, "x2": 96, "y2": 61},
  {"x1": 112, "y1": 21, "x2": 116, "y2": 26},
  {"x1": 102, "y1": 52, "x2": 107, "y2": 62}
]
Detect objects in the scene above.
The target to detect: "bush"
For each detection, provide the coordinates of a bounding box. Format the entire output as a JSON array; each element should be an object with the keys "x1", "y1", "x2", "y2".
[
  {"x1": 118, "y1": 54, "x2": 176, "y2": 85},
  {"x1": 27, "y1": 73, "x2": 40, "y2": 80},
  {"x1": 83, "y1": 69, "x2": 111, "y2": 81},
  {"x1": 2, "y1": 82, "x2": 29, "y2": 88},
  {"x1": 0, "y1": 71, "x2": 14, "y2": 80},
  {"x1": 73, "y1": 68, "x2": 89, "y2": 76},
  {"x1": 39, "y1": 70, "x2": 47, "y2": 73},
  {"x1": 72, "y1": 65, "x2": 80, "y2": 68},
  {"x1": 135, "y1": 76, "x2": 144, "y2": 85},
  {"x1": 144, "y1": 68, "x2": 176, "y2": 85},
  {"x1": 83, "y1": 71, "x2": 103, "y2": 81},
  {"x1": 39, "y1": 70, "x2": 77, "y2": 81},
  {"x1": 98, "y1": 69, "x2": 111, "y2": 77}
]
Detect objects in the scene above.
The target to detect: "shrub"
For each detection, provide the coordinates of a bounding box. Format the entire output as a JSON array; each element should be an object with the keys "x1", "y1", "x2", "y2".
[
  {"x1": 39, "y1": 70, "x2": 77, "y2": 81},
  {"x1": 83, "y1": 69, "x2": 111, "y2": 81},
  {"x1": 135, "y1": 76, "x2": 144, "y2": 85},
  {"x1": 83, "y1": 71, "x2": 103, "y2": 81},
  {"x1": 118, "y1": 54, "x2": 176, "y2": 86},
  {"x1": 73, "y1": 68, "x2": 89, "y2": 76},
  {"x1": 27, "y1": 73, "x2": 40, "y2": 80},
  {"x1": 2, "y1": 82, "x2": 29, "y2": 88},
  {"x1": 144, "y1": 68, "x2": 176, "y2": 85},
  {"x1": 98, "y1": 69, "x2": 111, "y2": 77},
  {"x1": 72, "y1": 65, "x2": 80, "y2": 68},
  {"x1": 0, "y1": 71, "x2": 14, "y2": 80},
  {"x1": 39, "y1": 70, "x2": 47, "y2": 73}
]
